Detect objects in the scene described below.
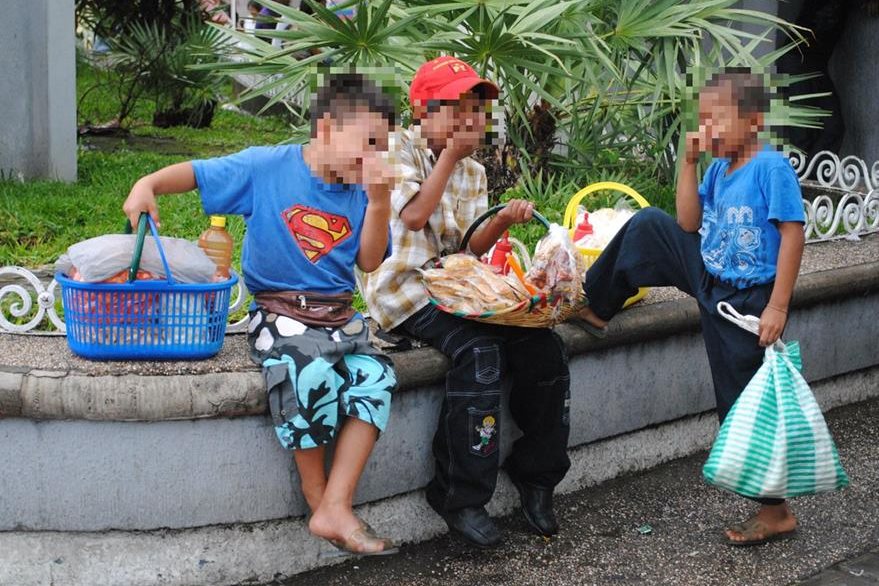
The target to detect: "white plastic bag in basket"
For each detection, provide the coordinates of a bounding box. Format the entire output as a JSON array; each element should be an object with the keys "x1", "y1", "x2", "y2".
[{"x1": 56, "y1": 235, "x2": 217, "y2": 283}]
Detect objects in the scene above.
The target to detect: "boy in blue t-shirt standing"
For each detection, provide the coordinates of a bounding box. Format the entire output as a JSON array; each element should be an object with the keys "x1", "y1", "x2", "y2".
[
  {"x1": 577, "y1": 69, "x2": 806, "y2": 546},
  {"x1": 123, "y1": 73, "x2": 400, "y2": 556}
]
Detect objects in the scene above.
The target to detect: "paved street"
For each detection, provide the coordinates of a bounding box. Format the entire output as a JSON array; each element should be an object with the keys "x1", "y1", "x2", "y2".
[
  {"x1": 283, "y1": 396, "x2": 879, "y2": 586},
  {"x1": 802, "y1": 550, "x2": 879, "y2": 585}
]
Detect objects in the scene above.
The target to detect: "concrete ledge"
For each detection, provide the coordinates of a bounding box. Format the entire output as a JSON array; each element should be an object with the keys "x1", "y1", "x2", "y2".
[
  {"x1": 5, "y1": 371, "x2": 263, "y2": 421},
  {"x1": 2, "y1": 367, "x2": 877, "y2": 586},
  {"x1": 1, "y1": 236, "x2": 877, "y2": 582},
  {"x1": 1, "y1": 259, "x2": 877, "y2": 422},
  {"x1": 2, "y1": 282, "x2": 877, "y2": 532}
]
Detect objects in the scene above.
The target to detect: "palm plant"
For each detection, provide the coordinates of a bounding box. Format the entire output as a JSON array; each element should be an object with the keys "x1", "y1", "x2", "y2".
[
  {"x1": 109, "y1": 12, "x2": 232, "y2": 128},
  {"x1": 208, "y1": 0, "x2": 816, "y2": 192}
]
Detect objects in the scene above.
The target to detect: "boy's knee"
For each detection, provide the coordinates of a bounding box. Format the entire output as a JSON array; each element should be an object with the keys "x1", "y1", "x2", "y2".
[
  {"x1": 625, "y1": 207, "x2": 678, "y2": 240},
  {"x1": 630, "y1": 206, "x2": 670, "y2": 228}
]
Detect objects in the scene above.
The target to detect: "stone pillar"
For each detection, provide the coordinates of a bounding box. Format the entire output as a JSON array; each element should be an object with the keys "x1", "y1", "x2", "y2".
[
  {"x1": 0, "y1": 0, "x2": 76, "y2": 181},
  {"x1": 741, "y1": 0, "x2": 878, "y2": 164},
  {"x1": 736, "y1": 0, "x2": 782, "y2": 59},
  {"x1": 831, "y1": 13, "x2": 879, "y2": 163}
]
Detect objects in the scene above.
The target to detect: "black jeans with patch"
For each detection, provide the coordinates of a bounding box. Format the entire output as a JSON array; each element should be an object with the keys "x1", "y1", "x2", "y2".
[
  {"x1": 583, "y1": 207, "x2": 784, "y2": 506},
  {"x1": 399, "y1": 305, "x2": 572, "y2": 514}
]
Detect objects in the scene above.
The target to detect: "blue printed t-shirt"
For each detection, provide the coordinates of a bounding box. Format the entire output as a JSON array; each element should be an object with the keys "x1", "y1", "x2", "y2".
[
  {"x1": 192, "y1": 145, "x2": 384, "y2": 295},
  {"x1": 697, "y1": 145, "x2": 805, "y2": 288}
]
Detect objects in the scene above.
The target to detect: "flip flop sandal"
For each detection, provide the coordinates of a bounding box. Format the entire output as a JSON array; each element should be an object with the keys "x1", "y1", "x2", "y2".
[
  {"x1": 329, "y1": 527, "x2": 399, "y2": 557},
  {"x1": 725, "y1": 518, "x2": 796, "y2": 547},
  {"x1": 324, "y1": 523, "x2": 399, "y2": 557}
]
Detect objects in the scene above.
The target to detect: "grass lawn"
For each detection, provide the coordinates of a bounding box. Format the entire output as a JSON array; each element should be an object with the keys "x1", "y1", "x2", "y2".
[
  {"x1": 0, "y1": 112, "x2": 293, "y2": 268},
  {"x1": 0, "y1": 59, "x2": 295, "y2": 268}
]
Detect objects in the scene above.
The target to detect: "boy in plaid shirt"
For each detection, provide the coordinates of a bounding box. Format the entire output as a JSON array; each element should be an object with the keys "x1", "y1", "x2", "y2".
[{"x1": 361, "y1": 57, "x2": 571, "y2": 548}]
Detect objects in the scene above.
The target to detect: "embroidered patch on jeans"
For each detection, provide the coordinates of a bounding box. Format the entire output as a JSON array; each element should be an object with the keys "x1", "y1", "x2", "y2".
[{"x1": 469, "y1": 408, "x2": 499, "y2": 457}]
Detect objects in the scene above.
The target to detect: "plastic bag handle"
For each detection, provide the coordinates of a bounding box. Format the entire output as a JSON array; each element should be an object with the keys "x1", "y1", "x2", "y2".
[
  {"x1": 716, "y1": 301, "x2": 786, "y2": 352},
  {"x1": 459, "y1": 204, "x2": 550, "y2": 252},
  {"x1": 125, "y1": 213, "x2": 175, "y2": 285}
]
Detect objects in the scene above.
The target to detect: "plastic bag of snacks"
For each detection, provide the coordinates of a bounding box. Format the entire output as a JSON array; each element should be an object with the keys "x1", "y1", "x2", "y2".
[
  {"x1": 573, "y1": 206, "x2": 635, "y2": 250},
  {"x1": 526, "y1": 223, "x2": 587, "y2": 306}
]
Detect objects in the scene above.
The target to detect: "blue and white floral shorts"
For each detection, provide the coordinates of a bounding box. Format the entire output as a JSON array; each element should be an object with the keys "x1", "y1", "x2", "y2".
[{"x1": 248, "y1": 309, "x2": 396, "y2": 450}]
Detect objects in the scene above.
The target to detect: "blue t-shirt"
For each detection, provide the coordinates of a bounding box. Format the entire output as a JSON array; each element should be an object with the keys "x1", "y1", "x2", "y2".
[
  {"x1": 698, "y1": 146, "x2": 805, "y2": 288},
  {"x1": 192, "y1": 145, "x2": 385, "y2": 295}
]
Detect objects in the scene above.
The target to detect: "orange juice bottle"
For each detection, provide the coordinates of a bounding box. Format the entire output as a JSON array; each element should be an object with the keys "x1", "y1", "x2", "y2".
[{"x1": 198, "y1": 216, "x2": 233, "y2": 279}]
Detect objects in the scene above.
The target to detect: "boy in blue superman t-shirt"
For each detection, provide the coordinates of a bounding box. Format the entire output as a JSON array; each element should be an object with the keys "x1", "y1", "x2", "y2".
[
  {"x1": 577, "y1": 69, "x2": 806, "y2": 546},
  {"x1": 122, "y1": 73, "x2": 399, "y2": 556}
]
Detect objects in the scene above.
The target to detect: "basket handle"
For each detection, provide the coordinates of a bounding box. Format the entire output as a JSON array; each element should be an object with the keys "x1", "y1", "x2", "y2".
[
  {"x1": 460, "y1": 204, "x2": 551, "y2": 252},
  {"x1": 125, "y1": 213, "x2": 176, "y2": 285},
  {"x1": 562, "y1": 181, "x2": 650, "y2": 229}
]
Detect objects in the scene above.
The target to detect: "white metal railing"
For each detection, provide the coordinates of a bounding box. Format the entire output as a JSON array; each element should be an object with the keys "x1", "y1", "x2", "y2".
[
  {"x1": 789, "y1": 151, "x2": 879, "y2": 243},
  {"x1": 1, "y1": 151, "x2": 877, "y2": 335}
]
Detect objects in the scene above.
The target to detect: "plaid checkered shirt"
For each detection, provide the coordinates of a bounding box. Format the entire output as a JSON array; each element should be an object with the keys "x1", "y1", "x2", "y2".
[{"x1": 359, "y1": 128, "x2": 488, "y2": 331}]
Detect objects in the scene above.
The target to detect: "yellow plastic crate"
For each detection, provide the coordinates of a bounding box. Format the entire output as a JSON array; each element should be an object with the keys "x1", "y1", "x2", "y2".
[{"x1": 563, "y1": 181, "x2": 650, "y2": 308}]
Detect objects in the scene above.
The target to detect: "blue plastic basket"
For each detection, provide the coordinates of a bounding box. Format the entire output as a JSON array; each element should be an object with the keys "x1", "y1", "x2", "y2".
[{"x1": 57, "y1": 214, "x2": 238, "y2": 361}]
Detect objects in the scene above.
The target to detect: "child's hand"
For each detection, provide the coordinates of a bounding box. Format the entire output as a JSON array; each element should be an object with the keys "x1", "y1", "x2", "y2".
[
  {"x1": 444, "y1": 129, "x2": 482, "y2": 161},
  {"x1": 758, "y1": 305, "x2": 787, "y2": 347},
  {"x1": 361, "y1": 152, "x2": 398, "y2": 203},
  {"x1": 444, "y1": 141, "x2": 477, "y2": 161},
  {"x1": 684, "y1": 130, "x2": 705, "y2": 164},
  {"x1": 123, "y1": 180, "x2": 160, "y2": 229},
  {"x1": 496, "y1": 199, "x2": 534, "y2": 227}
]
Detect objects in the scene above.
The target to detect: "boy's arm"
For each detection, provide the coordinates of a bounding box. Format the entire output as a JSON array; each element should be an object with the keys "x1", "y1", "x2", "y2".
[
  {"x1": 357, "y1": 189, "x2": 392, "y2": 273},
  {"x1": 758, "y1": 221, "x2": 805, "y2": 347},
  {"x1": 123, "y1": 162, "x2": 196, "y2": 228},
  {"x1": 357, "y1": 154, "x2": 396, "y2": 273},
  {"x1": 676, "y1": 132, "x2": 704, "y2": 232},
  {"x1": 467, "y1": 200, "x2": 533, "y2": 257},
  {"x1": 399, "y1": 145, "x2": 472, "y2": 231}
]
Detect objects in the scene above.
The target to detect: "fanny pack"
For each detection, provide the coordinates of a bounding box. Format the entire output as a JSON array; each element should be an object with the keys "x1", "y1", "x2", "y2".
[{"x1": 254, "y1": 290, "x2": 356, "y2": 328}]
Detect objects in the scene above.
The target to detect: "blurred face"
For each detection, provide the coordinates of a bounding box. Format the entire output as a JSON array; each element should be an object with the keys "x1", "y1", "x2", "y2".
[
  {"x1": 417, "y1": 92, "x2": 487, "y2": 153},
  {"x1": 316, "y1": 109, "x2": 391, "y2": 185},
  {"x1": 698, "y1": 83, "x2": 760, "y2": 159}
]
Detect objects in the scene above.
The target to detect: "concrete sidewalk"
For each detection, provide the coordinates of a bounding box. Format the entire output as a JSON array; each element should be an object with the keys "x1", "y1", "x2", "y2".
[{"x1": 284, "y1": 395, "x2": 879, "y2": 586}]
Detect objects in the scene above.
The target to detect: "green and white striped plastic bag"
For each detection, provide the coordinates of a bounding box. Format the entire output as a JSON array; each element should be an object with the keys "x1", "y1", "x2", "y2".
[{"x1": 702, "y1": 302, "x2": 849, "y2": 499}]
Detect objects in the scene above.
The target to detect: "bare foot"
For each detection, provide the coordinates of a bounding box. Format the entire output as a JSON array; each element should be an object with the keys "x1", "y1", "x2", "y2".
[
  {"x1": 725, "y1": 503, "x2": 798, "y2": 545},
  {"x1": 577, "y1": 306, "x2": 608, "y2": 329},
  {"x1": 309, "y1": 504, "x2": 390, "y2": 554}
]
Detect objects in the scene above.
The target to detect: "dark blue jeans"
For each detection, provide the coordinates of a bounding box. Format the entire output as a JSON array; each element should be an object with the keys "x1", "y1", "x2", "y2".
[
  {"x1": 583, "y1": 207, "x2": 783, "y2": 506},
  {"x1": 399, "y1": 305, "x2": 571, "y2": 513}
]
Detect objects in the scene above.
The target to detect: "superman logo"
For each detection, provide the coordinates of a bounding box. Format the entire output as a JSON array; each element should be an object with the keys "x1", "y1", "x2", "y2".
[{"x1": 281, "y1": 204, "x2": 352, "y2": 263}]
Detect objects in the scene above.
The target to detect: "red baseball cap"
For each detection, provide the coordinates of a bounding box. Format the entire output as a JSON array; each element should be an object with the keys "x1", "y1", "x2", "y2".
[{"x1": 410, "y1": 56, "x2": 499, "y2": 106}]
